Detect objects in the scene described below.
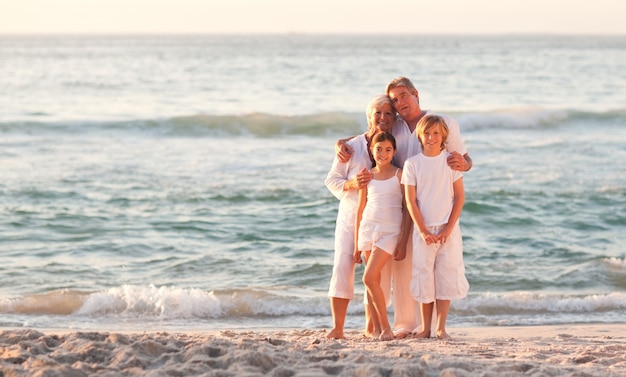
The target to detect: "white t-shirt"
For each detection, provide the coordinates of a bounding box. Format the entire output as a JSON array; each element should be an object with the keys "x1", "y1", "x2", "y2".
[
  {"x1": 401, "y1": 151, "x2": 463, "y2": 227},
  {"x1": 392, "y1": 110, "x2": 467, "y2": 167}
]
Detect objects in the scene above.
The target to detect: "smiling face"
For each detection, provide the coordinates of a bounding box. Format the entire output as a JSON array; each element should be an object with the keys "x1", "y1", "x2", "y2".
[
  {"x1": 368, "y1": 102, "x2": 395, "y2": 133},
  {"x1": 372, "y1": 139, "x2": 395, "y2": 167},
  {"x1": 370, "y1": 132, "x2": 397, "y2": 168},
  {"x1": 417, "y1": 115, "x2": 449, "y2": 156}
]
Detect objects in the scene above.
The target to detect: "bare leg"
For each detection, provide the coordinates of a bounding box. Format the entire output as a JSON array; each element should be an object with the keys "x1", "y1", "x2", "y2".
[
  {"x1": 435, "y1": 299, "x2": 451, "y2": 340},
  {"x1": 327, "y1": 297, "x2": 349, "y2": 339},
  {"x1": 364, "y1": 293, "x2": 381, "y2": 337},
  {"x1": 414, "y1": 302, "x2": 434, "y2": 338},
  {"x1": 365, "y1": 302, "x2": 375, "y2": 337},
  {"x1": 363, "y1": 248, "x2": 394, "y2": 341},
  {"x1": 363, "y1": 250, "x2": 381, "y2": 337}
]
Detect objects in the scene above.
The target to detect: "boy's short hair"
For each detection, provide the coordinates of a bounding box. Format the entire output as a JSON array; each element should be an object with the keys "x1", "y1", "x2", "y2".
[{"x1": 416, "y1": 115, "x2": 449, "y2": 151}]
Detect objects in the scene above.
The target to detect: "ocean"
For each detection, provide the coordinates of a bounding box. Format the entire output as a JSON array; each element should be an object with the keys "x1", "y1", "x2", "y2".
[{"x1": 0, "y1": 34, "x2": 625, "y2": 332}]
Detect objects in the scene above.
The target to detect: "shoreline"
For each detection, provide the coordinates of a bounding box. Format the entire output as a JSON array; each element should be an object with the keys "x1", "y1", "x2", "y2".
[{"x1": 1, "y1": 324, "x2": 625, "y2": 376}]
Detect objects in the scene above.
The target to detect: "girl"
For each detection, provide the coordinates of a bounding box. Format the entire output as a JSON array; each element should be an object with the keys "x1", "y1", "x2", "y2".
[
  {"x1": 354, "y1": 131, "x2": 411, "y2": 341},
  {"x1": 401, "y1": 115, "x2": 469, "y2": 340}
]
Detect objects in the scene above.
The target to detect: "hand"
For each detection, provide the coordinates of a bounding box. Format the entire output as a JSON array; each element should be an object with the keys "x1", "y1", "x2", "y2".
[
  {"x1": 336, "y1": 140, "x2": 353, "y2": 163},
  {"x1": 353, "y1": 249, "x2": 362, "y2": 264},
  {"x1": 393, "y1": 245, "x2": 406, "y2": 261},
  {"x1": 355, "y1": 168, "x2": 373, "y2": 189},
  {"x1": 420, "y1": 230, "x2": 437, "y2": 246},
  {"x1": 447, "y1": 152, "x2": 468, "y2": 172},
  {"x1": 435, "y1": 225, "x2": 452, "y2": 244}
]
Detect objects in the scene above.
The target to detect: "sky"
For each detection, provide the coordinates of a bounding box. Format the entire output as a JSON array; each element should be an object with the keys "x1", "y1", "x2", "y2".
[{"x1": 1, "y1": 0, "x2": 625, "y2": 35}]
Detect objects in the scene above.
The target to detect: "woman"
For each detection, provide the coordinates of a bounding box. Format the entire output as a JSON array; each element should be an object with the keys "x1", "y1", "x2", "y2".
[{"x1": 324, "y1": 94, "x2": 395, "y2": 339}]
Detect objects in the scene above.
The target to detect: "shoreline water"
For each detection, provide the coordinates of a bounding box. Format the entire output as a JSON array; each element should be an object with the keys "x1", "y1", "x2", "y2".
[{"x1": 1, "y1": 324, "x2": 625, "y2": 376}]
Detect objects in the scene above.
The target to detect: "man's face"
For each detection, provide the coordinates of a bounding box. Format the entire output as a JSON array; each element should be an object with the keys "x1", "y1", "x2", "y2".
[{"x1": 388, "y1": 86, "x2": 419, "y2": 121}]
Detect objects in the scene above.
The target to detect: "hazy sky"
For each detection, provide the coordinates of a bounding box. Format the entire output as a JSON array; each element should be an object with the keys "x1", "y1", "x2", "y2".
[{"x1": 2, "y1": 0, "x2": 625, "y2": 35}]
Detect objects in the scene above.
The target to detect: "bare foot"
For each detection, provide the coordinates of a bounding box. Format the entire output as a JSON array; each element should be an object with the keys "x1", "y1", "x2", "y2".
[
  {"x1": 364, "y1": 328, "x2": 381, "y2": 338},
  {"x1": 394, "y1": 331, "x2": 410, "y2": 339},
  {"x1": 413, "y1": 330, "x2": 431, "y2": 339},
  {"x1": 326, "y1": 328, "x2": 344, "y2": 339},
  {"x1": 436, "y1": 330, "x2": 451, "y2": 340},
  {"x1": 379, "y1": 328, "x2": 395, "y2": 341}
]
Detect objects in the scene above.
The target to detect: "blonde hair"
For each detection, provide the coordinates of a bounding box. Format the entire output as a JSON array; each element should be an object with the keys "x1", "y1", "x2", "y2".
[
  {"x1": 365, "y1": 94, "x2": 394, "y2": 130},
  {"x1": 366, "y1": 94, "x2": 393, "y2": 116},
  {"x1": 416, "y1": 115, "x2": 449, "y2": 151}
]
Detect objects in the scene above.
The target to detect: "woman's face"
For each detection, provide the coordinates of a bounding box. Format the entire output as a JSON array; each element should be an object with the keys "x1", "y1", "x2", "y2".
[{"x1": 368, "y1": 103, "x2": 395, "y2": 133}]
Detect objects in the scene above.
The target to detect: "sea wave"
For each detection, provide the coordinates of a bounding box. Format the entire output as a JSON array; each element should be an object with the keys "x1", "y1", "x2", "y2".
[
  {"x1": 0, "y1": 286, "x2": 329, "y2": 319},
  {"x1": 2, "y1": 285, "x2": 625, "y2": 327},
  {"x1": 456, "y1": 291, "x2": 626, "y2": 326},
  {"x1": 2, "y1": 108, "x2": 625, "y2": 137}
]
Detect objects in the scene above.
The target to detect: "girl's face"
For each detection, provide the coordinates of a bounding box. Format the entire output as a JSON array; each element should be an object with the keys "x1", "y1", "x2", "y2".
[
  {"x1": 368, "y1": 103, "x2": 395, "y2": 133},
  {"x1": 420, "y1": 124, "x2": 444, "y2": 154},
  {"x1": 372, "y1": 139, "x2": 395, "y2": 166}
]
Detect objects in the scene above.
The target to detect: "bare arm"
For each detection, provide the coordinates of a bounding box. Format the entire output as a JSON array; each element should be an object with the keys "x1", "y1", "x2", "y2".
[
  {"x1": 436, "y1": 177, "x2": 465, "y2": 244},
  {"x1": 394, "y1": 170, "x2": 412, "y2": 261},
  {"x1": 354, "y1": 186, "x2": 367, "y2": 264},
  {"x1": 404, "y1": 184, "x2": 436, "y2": 245}
]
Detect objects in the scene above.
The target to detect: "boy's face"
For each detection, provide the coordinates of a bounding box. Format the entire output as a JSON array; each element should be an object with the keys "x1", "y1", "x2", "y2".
[{"x1": 420, "y1": 124, "x2": 443, "y2": 154}]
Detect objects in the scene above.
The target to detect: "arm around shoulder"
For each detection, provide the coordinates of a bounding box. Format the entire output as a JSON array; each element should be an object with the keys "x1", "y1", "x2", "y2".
[
  {"x1": 335, "y1": 135, "x2": 356, "y2": 163},
  {"x1": 463, "y1": 153, "x2": 473, "y2": 172}
]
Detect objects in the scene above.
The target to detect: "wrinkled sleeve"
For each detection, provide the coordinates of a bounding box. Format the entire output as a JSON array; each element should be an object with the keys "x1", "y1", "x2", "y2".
[
  {"x1": 443, "y1": 116, "x2": 467, "y2": 155},
  {"x1": 325, "y1": 157, "x2": 349, "y2": 201},
  {"x1": 453, "y1": 168, "x2": 463, "y2": 182}
]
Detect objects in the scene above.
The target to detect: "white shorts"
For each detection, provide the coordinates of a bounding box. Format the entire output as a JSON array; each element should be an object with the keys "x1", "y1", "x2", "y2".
[
  {"x1": 357, "y1": 222, "x2": 401, "y2": 255},
  {"x1": 410, "y1": 223, "x2": 469, "y2": 303}
]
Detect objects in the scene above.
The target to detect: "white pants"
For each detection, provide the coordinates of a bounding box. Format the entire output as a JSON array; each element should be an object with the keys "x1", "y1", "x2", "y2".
[
  {"x1": 390, "y1": 235, "x2": 420, "y2": 334},
  {"x1": 411, "y1": 223, "x2": 469, "y2": 303},
  {"x1": 328, "y1": 212, "x2": 356, "y2": 299}
]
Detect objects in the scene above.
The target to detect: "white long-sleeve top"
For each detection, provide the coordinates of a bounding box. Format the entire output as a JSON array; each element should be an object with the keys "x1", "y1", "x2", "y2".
[{"x1": 324, "y1": 133, "x2": 373, "y2": 223}]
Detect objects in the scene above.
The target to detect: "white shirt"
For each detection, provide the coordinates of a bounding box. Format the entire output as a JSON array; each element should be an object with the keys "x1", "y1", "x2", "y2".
[
  {"x1": 392, "y1": 110, "x2": 467, "y2": 167},
  {"x1": 401, "y1": 151, "x2": 463, "y2": 227}
]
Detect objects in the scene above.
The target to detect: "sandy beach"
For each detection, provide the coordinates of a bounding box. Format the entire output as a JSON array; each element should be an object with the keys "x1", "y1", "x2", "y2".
[{"x1": 1, "y1": 324, "x2": 624, "y2": 376}]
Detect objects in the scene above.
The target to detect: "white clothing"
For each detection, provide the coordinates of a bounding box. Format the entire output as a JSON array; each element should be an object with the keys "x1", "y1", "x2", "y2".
[
  {"x1": 390, "y1": 235, "x2": 419, "y2": 334},
  {"x1": 401, "y1": 152, "x2": 463, "y2": 227},
  {"x1": 402, "y1": 150, "x2": 468, "y2": 304},
  {"x1": 325, "y1": 134, "x2": 372, "y2": 299},
  {"x1": 357, "y1": 171, "x2": 403, "y2": 254},
  {"x1": 410, "y1": 223, "x2": 469, "y2": 302},
  {"x1": 392, "y1": 110, "x2": 466, "y2": 167},
  {"x1": 390, "y1": 110, "x2": 467, "y2": 334}
]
